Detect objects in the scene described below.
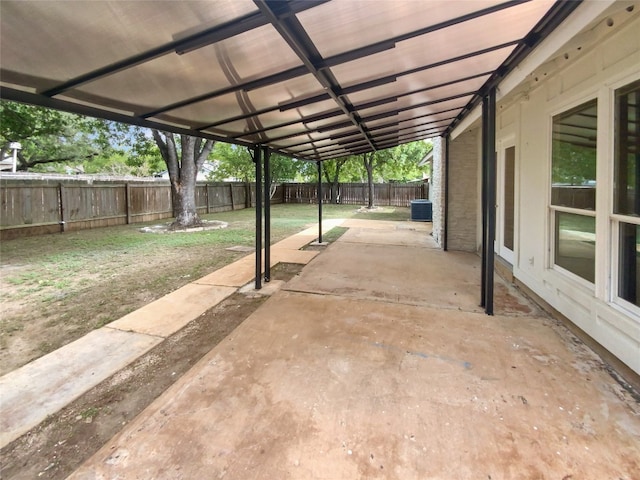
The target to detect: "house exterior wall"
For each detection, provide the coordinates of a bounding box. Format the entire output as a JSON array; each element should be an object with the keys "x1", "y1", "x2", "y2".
[
  {"x1": 495, "y1": 12, "x2": 640, "y2": 375},
  {"x1": 447, "y1": 128, "x2": 480, "y2": 252}
]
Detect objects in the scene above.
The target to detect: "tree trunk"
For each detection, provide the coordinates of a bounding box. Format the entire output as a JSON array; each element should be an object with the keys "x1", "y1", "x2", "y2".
[
  {"x1": 322, "y1": 158, "x2": 346, "y2": 204},
  {"x1": 151, "y1": 130, "x2": 214, "y2": 229},
  {"x1": 329, "y1": 180, "x2": 340, "y2": 204},
  {"x1": 170, "y1": 180, "x2": 200, "y2": 227},
  {"x1": 363, "y1": 152, "x2": 375, "y2": 209}
]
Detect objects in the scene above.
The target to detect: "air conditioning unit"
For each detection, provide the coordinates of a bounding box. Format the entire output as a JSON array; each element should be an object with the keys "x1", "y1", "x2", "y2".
[{"x1": 410, "y1": 199, "x2": 432, "y2": 221}]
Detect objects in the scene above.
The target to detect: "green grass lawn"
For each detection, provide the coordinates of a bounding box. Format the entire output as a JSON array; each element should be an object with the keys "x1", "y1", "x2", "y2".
[{"x1": 0, "y1": 204, "x2": 411, "y2": 374}]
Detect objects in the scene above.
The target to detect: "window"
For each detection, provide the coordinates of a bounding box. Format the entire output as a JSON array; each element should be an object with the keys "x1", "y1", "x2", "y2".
[
  {"x1": 614, "y1": 80, "x2": 640, "y2": 308},
  {"x1": 551, "y1": 100, "x2": 597, "y2": 283},
  {"x1": 618, "y1": 223, "x2": 639, "y2": 306},
  {"x1": 555, "y1": 212, "x2": 596, "y2": 283},
  {"x1": 504, "y1": 146, "x2": 515, "y2": 251}
]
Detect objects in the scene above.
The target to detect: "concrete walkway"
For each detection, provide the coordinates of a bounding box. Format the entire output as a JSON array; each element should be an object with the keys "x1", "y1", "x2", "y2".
[
  {"x1": 66, "y1": 220, "x2": 639, "y2": 479},
  {"x1": 0, "y1": 221, "x2": 343, "y2": 448}
]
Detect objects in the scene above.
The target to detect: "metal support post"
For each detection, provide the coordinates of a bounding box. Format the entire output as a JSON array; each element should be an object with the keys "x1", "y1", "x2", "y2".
[
  {"x1": 444, "y1": 135, "x2": 450, "y2": 252},
  {"x1": 481, "y1": 98, "x2": 488, "y2": 308},
  {"x1": 263, "y1": 147, "x2": 271, "y2": 282},
  {"x1": 317, "y1": 161, "x2": 323, "y2": 243},
  {"x1": 253, "y1": 147, "x2": 263, "y2": 290},
  {"x1": 482, "y1": 88, "x2": 497, "y2": 315}
]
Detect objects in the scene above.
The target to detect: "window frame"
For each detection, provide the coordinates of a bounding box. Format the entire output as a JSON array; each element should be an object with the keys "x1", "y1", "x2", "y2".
[
  {"x1": 610, "y1": 77, "x2": 640, "y2": 315},
  {"x1": 548, "y1": 97, "x2": 599, "y2": 288}
]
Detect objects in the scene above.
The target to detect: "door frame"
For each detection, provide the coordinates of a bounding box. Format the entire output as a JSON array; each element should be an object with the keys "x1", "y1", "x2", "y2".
[{"x1": 496, "y1": 136, "x2": 516, "y2": 264}]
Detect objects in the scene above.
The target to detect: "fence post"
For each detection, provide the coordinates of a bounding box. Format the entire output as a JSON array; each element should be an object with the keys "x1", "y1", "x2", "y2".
[
  {"x1": 125, "y1": 183, "x2": 132, "y2": 224},
  {"x1": 205, "y1": 184, "x2": 211, "y2": 214},
  {"x1": 58, "y1": 183, "x2": 66, "y2": 232},
  {"x1": 229, "y1": 183, "x2": 235, "y2": 210}
]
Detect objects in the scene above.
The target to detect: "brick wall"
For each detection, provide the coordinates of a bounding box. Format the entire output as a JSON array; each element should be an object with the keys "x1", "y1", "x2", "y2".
[
  {"x1": 447, "y1": 128, "x2": 480, "y2": 252},
  {"x1": 430, "y1": 137, "x2": 445, "y2": 247}
]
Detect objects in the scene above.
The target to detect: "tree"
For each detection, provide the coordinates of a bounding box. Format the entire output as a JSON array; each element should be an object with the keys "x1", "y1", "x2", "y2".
[
  {"x1": 209, "y1": 143, "x2": 254, "y2": 207},
  {"x1": 269, "y1": 153, "x2": 301, "y2": 197},
  {"x1": 321, "y1": 157, "x2": 350, "y2": 204},
  {"x1": 360, "y1": 141, "x2": 430, "y2": 208},
  {"x1": 0, "y1": 101, "x2": 111, "y2": 171},
  {"x1": 379, "y1": 141, "x2": 431, "y2": 181},
  {"x1": 552, "y1": 140, "x2": 596, "y2": 185},
  {"x1": 210, "y1": 145, "x2": 303, "y2": 202},
  {"x1": 151, "y1": 131, "x2": 215, "y2": 228},
  {"x1": 362, "y1": 152, "x2": 376, "y2": 208}
]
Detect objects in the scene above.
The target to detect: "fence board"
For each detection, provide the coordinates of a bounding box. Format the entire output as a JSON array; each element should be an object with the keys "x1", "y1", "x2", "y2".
[{"x1": 1, "y1": 179, "x2": 426, "y2": 239}]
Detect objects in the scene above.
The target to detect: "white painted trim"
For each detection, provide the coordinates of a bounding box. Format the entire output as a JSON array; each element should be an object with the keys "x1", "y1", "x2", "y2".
[
  {"x1": 546, "y1": 93, "x2": 599, "y2": 280},
  {"x1": 451, "y1": 104, "x2": 481, "y2": 141},
  {"x1": 496, "y1": 136, "x2": 516, "y2": 264},
  {"x1": 595, "y1": 85, "x2": 613, "y2": 301},
  {"x1": 497, "y1": 1, "x2": 616, "y2": 102},
  {"x1": 550, "y1": 205, "x2": 597, "y2": 217},
  {"x1": 608, "y1": 74, "x2": 640, "y2": 317},
  {"x1": 451, "y1": 1, "x2": 616, "y2": 141},
  {"x1": 611, "y1": 214, "x2": 640, "y2": 226}
]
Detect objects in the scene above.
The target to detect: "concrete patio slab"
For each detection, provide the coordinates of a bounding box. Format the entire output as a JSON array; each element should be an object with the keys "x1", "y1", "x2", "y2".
[
  {"x1": 239, "y1": 279, "x2": 286, "y2": 296},
  {"x1": 340, "y1": 219, "x2": 431, "y2": 231},
  {"x1": 69, "y1": 290, "x2": 640, "y2": 479},
  {"x1": 339, "y1": 224, "x2": 438, "y2": 248},
  {"x1": 107, "y1": 283, "x2": 237, "y2": 337},
  {"x1": 0, "y1": 225, "x2": 328, "y2": 452},
  {"x1": 0, "y1": 328, "x2": 161, "y2": 448},
  {"x1": 271, "y1": 248, "x2": 319, "y2": 265},
  {"x1": 271, "y1": 219, "x2": 345, "y2": 251},
  {"x1": 286, "y1": 242, "x2": 485, "y2": 313},
  {"x1": 196, "y1": 254, "x2": 257, "y2": 287},
  {"x1": 197, "y1": 247, "x2": 319, "y2": 288}
]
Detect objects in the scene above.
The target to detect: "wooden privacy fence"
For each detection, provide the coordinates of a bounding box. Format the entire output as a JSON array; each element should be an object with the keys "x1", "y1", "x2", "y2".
[
  {"x1": 283, "y1": 182, "x2": 427, "y2": 207},
  {"x1": 0, "y1": 180, "x2": 275, "y2": 240},
  {"x1": 1, "y1": 179, "x2": 426, "y2": 239}
]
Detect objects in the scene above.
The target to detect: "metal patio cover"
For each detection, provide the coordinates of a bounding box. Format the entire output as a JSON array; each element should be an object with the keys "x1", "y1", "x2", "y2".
[{"x1": 0, "y1": 0, "x2": 577, "y2": 161}]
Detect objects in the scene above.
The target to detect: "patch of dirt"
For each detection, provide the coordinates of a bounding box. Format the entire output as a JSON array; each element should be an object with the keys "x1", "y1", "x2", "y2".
[
  {"x1": 139, "y1": 220, "x2": 228, "y2": 234},
  {"x1": 0, "y1": 244, "x2": 244, "y2": 376},
  {"x1": 0, "y1": 263, "x2": 303, "y2": 480}
]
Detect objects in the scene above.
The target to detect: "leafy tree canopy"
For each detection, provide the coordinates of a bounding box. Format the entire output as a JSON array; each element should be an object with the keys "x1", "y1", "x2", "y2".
[
  {"x1": 552, "y1": 140, "x2": 596, "y2": 185},
  {"x1": 0, "y1": 101, "x2": 168, "y2": 175},
  {"x1": 0, "y1": 101, "x2": 113, "y2": 172},
  {"x1": 209, "y1": 144, "x2": 304, "y2": 184}
]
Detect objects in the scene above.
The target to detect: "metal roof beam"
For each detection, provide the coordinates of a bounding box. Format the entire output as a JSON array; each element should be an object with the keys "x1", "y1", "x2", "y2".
[
  {"x1": 296, "y1": 139, "x2": 368, "y2": 155},
  {"x1": 356, "y1": 0, "x2": 529, "y2": 53},
  {"x1": 141, "y1": 64, "x2": 310, "y2": 119},
  {"x1": 273, "y1": 105, "x2": 461, "y2": 146},
  {"x1": 376, "y1": 133, "x2": 442, "y2": 149},
  {"x1": 329, "y1": 130, "x2": 363, "y2": 141},
  {"x1": 230, "y1": 108, "x2": 344, "y2": 140},
  {"x1": 367, "y1": 108, "x2": 462, "y2": 131},
  {"x1": 369, "y1": 116, "x2": 456, "y2": 134},
  {"x1": 445, "y1": 0, "x2": 583, "y2": 137},
  {"x1": 0, "y1": 86, "x2": 254, "y2": 148},
  {"x1": 313, "y1": 92, "x2": 472, "y2": 133},
  {"x1": 254, "y1": 0, "x2": 377, "y2": 151},
  {"x1": 148, "y1": 10, "x2": 522, "y2": 127},
  {"x1": 220, "y1": 47, "x2": 502, "y2": 135},
  {"x1": 40, "y1": 1, "x2": 327, "y2": 98},
  {"x1": 373, "y1": 125, "x2": 444, "y2": 142}
]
